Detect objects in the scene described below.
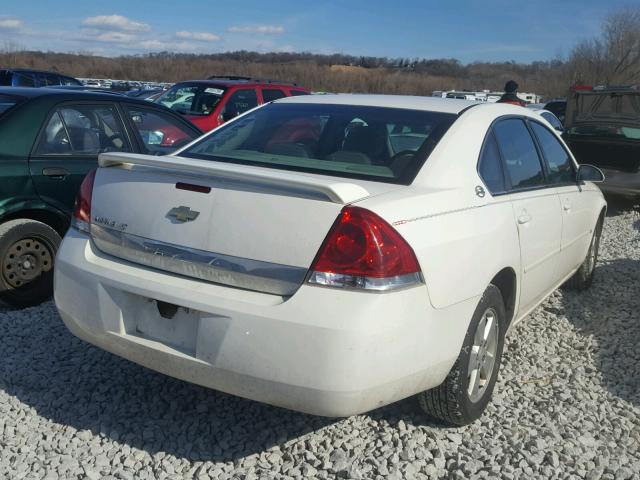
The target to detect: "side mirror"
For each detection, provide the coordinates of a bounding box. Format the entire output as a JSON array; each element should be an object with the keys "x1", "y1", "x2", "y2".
[{"x1": 577, "y1": 164, "x2": 605, "y2": 183}]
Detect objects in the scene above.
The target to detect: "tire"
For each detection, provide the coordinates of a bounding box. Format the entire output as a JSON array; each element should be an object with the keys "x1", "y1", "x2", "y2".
[
  {"x1": 563, "y1": 218, "x2": 603, "y2": 291},
  {"x1": 417, "y1": 284, "x2": 506, "y2": 426},
  {"x1": 0, "y1": 219, "x2": 61, "y2": 308}
]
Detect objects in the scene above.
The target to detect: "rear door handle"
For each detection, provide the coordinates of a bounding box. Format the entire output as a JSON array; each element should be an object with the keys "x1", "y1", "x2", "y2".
[
  {"x1": 42, "y1": 167, "x2": 69, "y2": 178},
  {"x1": 517, "y1": 210, "x2": 532, "y2": 225},
  {"x1": 563, "y1": 202, "x2": 572, "y2": 212}
]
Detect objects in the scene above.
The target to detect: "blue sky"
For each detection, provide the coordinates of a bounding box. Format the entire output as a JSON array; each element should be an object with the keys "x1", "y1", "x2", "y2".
[{"x1": 0, "y1": 0, "x2": 631, "y2": 62}]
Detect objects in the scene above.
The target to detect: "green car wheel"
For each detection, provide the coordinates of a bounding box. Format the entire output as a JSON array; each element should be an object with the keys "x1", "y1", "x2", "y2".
[{"x1": 0, "y1": 219, "x2": 61, "y2": 308}]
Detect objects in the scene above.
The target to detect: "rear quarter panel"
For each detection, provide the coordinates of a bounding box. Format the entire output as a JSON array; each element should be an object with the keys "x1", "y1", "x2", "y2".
[{"x1": 363, "y1": 188, "x2": 521, "y2": 310}]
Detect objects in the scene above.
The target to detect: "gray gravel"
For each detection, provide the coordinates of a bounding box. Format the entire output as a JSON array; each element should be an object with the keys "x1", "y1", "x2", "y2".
[{"x1": 1, "y1": 201, "x2": 639, "y2": 480}]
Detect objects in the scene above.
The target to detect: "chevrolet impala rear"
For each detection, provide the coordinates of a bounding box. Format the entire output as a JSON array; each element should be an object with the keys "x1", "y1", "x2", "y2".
[{"x1": 54, "y1": 95, "x2": 606, "y2": 424}]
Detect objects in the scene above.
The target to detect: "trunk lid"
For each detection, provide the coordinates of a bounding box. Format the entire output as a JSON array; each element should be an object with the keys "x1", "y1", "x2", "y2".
[
  {"x1": 565, "y1": 86, "x2": 640, "y2": 129},
  {"x1": 90, "y1": 152, "x2": 400, "y2": 295},
  {"x1": 565, "y1": 86, "x2": 640, "y2": 172}
]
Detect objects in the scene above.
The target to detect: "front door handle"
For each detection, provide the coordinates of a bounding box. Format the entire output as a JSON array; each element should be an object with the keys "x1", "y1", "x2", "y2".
[
  {"x1": 517, "y1": 210, "x2": 532, "y2": 225},
  {"x1": 42, "y1": 167, "x2": 69, "y2": 178}
]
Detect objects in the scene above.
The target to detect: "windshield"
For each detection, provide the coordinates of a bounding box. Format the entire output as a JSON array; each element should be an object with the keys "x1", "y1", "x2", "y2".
[
  {"x1": 569, "y1": 124, "x2": 640, "y2": 140},
  {"x1": 156, "y1": 84, "x2": 226, "y2": 116},
  {"x1": 181, "y1": 103, "x2": 457, "y2": 184}
]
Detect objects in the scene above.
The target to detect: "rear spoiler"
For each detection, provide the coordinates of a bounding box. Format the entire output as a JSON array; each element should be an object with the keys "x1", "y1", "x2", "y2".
[{"x1": 98, "y1": 152, "x2": 370, "y2": 205}]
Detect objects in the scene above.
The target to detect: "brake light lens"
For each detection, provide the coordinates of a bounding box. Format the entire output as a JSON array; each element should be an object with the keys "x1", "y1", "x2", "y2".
[
  {"x1": 308, "y1": 206, "x2": 422, "y2": 291},
  {"x1": 71, "y1": 169, "x2": 97, "y2": 234}
]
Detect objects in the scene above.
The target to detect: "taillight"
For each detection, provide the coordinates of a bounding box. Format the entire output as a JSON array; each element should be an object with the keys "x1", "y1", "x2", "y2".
[
  {"x1": 71, "y1": 169, "x2": 97, "y2": 234},
  {"x1": 308, "y1": 206, "x2": 422, "y2": 291}
]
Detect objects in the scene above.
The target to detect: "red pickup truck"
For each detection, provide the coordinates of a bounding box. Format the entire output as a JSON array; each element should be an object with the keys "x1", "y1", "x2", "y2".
[{"x1": 155, "y1": 76, "x2": 309, "y2": 132}]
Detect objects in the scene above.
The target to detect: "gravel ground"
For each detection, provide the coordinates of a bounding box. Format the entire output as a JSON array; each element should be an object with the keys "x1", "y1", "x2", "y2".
[{"x1": 1, "y1": 200, "x2": 639, "y2": 480}]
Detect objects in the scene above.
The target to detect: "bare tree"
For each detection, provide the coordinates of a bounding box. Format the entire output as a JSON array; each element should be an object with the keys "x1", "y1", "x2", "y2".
[
  {"x1": 603, "y1": 7, "x2": 640, "y2": 83},
  {"x1": 569, "y1": 6, "x2": 640, "y2": 85}
]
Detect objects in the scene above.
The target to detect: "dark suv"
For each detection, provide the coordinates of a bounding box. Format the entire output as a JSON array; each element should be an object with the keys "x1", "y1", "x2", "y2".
[
  {"x1": 0, "y1": 69, "x2": 82, "y2": 88},
  {"x1": 564, "y1": 85, "x2": 640, "y2": 197},
  {"x1": 155, "y1": 76, "x2": 309, "y2": 132}
]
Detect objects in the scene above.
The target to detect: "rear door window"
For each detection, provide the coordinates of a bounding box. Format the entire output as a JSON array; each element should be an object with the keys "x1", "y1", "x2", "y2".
[
  {"x1": 223, "y1": 89, "x2": 258, "y2": 118},
  {"x1": 262, "y1": 89, "x2": 286, "y2": 102},
  {"x1": 36, "y1": 112, "x2": 72, "y2": 154},
  {"x1": 493, "y1": 118, "x2": 546, "y2": 190},
  {"x1": 36, "y1": 104, "x2": 130, "y2": 155},
  {"x1": 478, "y1": 132, "x2": 506, "y2": 194},
  {"x1": 45, "y1": 74, "x2": 61, "y2": 86},
  {"x1": 14, "y1": 72, "x2": 35, "y2": 87},
  {"x1": 530, "y1": 121, "x2": 575, "y2": 184}
]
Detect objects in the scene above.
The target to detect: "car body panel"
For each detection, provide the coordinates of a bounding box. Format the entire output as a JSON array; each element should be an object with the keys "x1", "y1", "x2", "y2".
[{"x1": 55, "y1": 227, "x2": 477, "y2": 416}]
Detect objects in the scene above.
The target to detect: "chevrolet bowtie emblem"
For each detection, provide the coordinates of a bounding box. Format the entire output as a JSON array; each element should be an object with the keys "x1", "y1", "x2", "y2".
[{"x1": 167, "y1": 206, "x2": 200, "y2": 223}]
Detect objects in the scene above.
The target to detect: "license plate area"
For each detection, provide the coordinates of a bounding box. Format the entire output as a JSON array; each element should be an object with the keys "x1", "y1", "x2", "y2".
[{"x1": 132, "y1": 298, "x2": 200, "y2": 355}]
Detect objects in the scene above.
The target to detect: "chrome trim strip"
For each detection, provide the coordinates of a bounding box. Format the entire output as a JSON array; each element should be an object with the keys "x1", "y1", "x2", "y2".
[
  {"x1": 90, "y1": 224, "x2": 307, "y2": 296},
  {"x1": 307, "y1": 271, "x2": 423, "y2": 292}
]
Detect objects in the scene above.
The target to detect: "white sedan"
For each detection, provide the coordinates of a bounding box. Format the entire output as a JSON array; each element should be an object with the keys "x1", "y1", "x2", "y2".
[{"x1": 54, "y1": 95, "x2": 606, "y2": 425}]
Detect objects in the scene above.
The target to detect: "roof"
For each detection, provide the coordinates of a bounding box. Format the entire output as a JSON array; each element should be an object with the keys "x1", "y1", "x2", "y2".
[
  {"x1": 173, "y1": 79, "x2": 304, "y2": 88},
  {"x1": 0, "y1": 87, "x2": 176, "y2": 110},
  {"x1": 0, "y1": 86, "x2": 128, "y2": 99},
  {"x1": 275, "y1": 93, "x2": 479, "y2": 114},
  {"x1": 0, "y1": 68, "x2": 76, "y2": 77}
]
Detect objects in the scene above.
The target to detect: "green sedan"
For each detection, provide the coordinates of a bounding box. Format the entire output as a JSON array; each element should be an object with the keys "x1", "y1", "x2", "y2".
[{"x1": 0, "y1": 87, "x2": 202, "y2": 307}]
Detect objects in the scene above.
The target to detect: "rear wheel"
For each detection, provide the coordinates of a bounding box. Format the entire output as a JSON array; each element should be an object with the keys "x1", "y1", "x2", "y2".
[
  {"x1": 563, "y1": 218, "x2": 603, "y2": 291},
  {"x1": 417, "y1": 284, "x2": 506, "y2": 426},
  {"x1": 0, "y1": 219, "x2": 61, "y2": 307}
]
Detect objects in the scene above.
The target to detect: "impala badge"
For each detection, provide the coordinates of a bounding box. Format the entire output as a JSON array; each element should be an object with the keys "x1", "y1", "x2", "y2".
[{"x1": 167, "y1": 206, "x2": 200, "y2": 223}]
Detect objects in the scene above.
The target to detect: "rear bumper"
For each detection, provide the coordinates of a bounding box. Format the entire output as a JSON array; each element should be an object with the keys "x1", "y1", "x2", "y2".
[
  {"x1": 599, "y1": 168, "x2": 640, "y2": 196},
  {"x1": 54, "y1": 229, "x2": 478, "y2": 416}
]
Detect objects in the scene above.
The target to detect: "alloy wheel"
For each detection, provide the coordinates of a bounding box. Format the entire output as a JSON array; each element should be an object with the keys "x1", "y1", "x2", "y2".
[{"x1": 467, "y1": 307, "x2": 499, "y2": 403}]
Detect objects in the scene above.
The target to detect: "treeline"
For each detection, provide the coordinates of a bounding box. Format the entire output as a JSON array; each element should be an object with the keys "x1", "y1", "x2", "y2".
[
  {"x1": 0, "y1": 6, "x2": 637, "y2": 100},
  {"x1": 0, "y1": 49, "x2": 573, "y2": 99}
]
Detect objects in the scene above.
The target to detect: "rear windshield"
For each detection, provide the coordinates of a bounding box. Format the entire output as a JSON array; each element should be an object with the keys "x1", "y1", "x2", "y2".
[
  {"x1": 181, "y1": 103, "x2": 457, "y2": 184},
  {"x1": 156, "y1": 84, "x2": 226, "y2": 116}
]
